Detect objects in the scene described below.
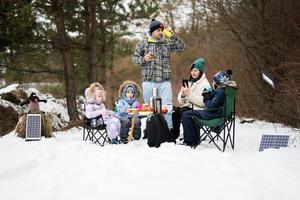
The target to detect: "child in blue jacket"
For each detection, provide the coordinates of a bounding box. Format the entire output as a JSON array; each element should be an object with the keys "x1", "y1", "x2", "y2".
[
  {"x1": 181, "y1": 70, "x2": 237, "y2": 147},
  {"x1": 116, "y1": 80, "x2": 142, "y2": 144}
]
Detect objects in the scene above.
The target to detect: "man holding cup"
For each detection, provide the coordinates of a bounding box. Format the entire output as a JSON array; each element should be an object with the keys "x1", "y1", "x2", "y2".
[{"x1": 132, "y1": 19, "x2": 185, "y2": 129}]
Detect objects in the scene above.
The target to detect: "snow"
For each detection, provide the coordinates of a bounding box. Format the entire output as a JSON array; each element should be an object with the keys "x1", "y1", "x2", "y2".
[
  {"x1": 0, "y1": 84, "x2": 69, "y2": 128},
  {"x1": 1, "y1": 84, "x2": 300, "y2": 199},
  {"x1": 24, "y1": 88, "x2": 70, "y2": 124},
  {"x1": 1, "y1": 118, "x2": 300, "y2": 200},
  {"x1": 0, "y1": 83, "x2": 19, "y2": 94}
]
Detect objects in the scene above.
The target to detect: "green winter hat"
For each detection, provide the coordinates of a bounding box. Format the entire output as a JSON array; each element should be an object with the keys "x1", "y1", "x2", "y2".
[{"x1": 191, "y1": 57, "x2": 205, "y2": 72}]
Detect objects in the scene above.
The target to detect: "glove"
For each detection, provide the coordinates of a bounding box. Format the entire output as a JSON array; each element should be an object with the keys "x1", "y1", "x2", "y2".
[
  {"x1": 203, "y1": 92, "x2": 213, "y2": 102},
  {"x1": 202, "y1": 87, "x2": 213, "y2": 102}
]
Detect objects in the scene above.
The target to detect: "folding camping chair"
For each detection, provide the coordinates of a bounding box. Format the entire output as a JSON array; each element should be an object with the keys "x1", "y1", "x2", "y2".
[
  {"x1": 81, "y1": 100, "x2": 110, "y2": 146},
  {"x1": 192, "y1": 86, "x2": 237, "y2": 151}
]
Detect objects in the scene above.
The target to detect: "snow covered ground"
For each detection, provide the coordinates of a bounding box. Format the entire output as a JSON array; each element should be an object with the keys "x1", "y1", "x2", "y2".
[
  {"x1": 1, "y1": 119, "x2": 300, "y2": 200},
  {"x1": 1, "y1": 84, "x2": 300, "y2": 200}
]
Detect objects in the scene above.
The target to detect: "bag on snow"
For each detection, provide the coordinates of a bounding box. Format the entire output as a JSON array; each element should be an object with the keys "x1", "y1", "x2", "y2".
[{"x1": 144, "y1": 113, "x2": 172, "y2": 148}]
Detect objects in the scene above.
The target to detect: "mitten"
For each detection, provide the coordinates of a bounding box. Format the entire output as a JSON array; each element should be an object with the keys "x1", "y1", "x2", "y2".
[{"x1": 202, "y1": 87, "x2": 213, "y2": 102}]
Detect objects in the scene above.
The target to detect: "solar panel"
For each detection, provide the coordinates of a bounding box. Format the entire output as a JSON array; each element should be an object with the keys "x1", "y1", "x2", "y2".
[
  {"x1": 259, "y1": 135, "x2": 289, "y2": 151},
  {"x1": 26, "y1": 114, "x2": 42, "y2": 141}
]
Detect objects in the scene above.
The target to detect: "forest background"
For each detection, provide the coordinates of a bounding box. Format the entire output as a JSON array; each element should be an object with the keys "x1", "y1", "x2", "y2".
[{"x1": 1, "y1": 0, "x2": 299, "y2": 128}]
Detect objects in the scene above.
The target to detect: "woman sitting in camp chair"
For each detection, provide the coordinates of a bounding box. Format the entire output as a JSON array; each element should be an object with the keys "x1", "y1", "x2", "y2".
[
  {"x1": 181, "y1": 70, "x2": 237, "y2": 147},
  {"x1": 15, "y1": 92, "x2": 53, "y2": 138}
]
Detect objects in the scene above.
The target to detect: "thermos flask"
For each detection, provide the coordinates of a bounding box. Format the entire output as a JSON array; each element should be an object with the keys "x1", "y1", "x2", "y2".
[
  {"x1": 155, "y1": 98, "x2": 162, "y2": 113},
  {"x1": 151, "y1": 88, "x2": 158, "y2": 111}
]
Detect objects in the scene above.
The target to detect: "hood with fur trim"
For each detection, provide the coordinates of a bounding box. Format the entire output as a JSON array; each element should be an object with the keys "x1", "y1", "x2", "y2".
[
  {"x1": 85, "y1": 82, "x2": 106, "y2": 103},
  {"x1": 215, "y1": 80, "x2": 238, "y2": 90},
  {"x1": 221, "y1": 80, "x2": 237, "y2": 88},
  {"x1": 118, "y1": 80, "x2": 141, "y2": 99}
]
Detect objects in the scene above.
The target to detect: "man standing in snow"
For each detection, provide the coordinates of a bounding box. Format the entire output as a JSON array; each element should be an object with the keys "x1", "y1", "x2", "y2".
[{"x1": 132, "y1": 19, "x2": 185, "y2": 129}]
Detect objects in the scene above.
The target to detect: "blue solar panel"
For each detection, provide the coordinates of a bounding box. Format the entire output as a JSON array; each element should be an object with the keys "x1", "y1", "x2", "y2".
[
  {"x1": 26, "y1": 114, "x2": 41, "y2": 141},
  {"x1": 259, "y1": 135, "x2": 289, "y2": 151}
]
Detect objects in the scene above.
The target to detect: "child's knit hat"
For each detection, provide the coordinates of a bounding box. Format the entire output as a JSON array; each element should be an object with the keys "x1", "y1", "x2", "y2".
[{"x1": 213, "y1": 71, "x2": 230, "y2": 85}]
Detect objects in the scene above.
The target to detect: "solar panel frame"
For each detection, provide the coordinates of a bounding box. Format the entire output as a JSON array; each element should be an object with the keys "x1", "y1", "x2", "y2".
[
  {"x1": 259, "y1": 135, "x2": 289, "y2": 151},
  {"x1": 25, "y1": 114, "x2": 42, "y2": 141}
]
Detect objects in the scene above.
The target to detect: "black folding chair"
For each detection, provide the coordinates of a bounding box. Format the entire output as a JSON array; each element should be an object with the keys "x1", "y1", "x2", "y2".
[{"x1": 81, "y1": 100, "x2": 110, "y2": 146}]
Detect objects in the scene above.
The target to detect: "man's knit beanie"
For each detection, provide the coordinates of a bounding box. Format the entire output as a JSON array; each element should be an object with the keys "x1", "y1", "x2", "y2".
[{"x1": 149, "y1": 19, "x2": 164, "y2": 35}]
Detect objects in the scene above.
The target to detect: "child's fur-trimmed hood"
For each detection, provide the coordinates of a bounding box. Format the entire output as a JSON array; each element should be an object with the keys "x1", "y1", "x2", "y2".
[
  {"x1": 118, "y1": 80, "x2": 141, "y2": 99},
  {"x1": 85, "y1": 82, "x2": 106, "y2": 103}
]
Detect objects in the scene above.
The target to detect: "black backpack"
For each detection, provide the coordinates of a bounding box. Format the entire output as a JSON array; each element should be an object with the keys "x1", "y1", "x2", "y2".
[{"x1": 144, "y1": 113, "x2": 173, "y2": 148}]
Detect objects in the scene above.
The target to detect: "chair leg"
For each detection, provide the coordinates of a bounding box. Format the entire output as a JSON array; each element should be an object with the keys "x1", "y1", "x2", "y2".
[
  {"x1": 83, "y1": 127, "x2": 109, "y2": 146},
  {"x1": 232, "y1": 117, "x2": 235, "y2": 149},
  {"x1": 199, "y1": 126, "x2": 223, "y2": 151},
  {"x1": 220, "y1": 121, "x2": 229, "y2": 152},
  {"x1": 94, "y1": 130, "x2": 107, "y2": 146},
  {"x1": 230, "y1": 119, "x2": 235, "y2": 149},
  {"x1": 222, "y1": 126, "x2": 226, "y2": 152},
  {"x1": 91, "y1": 128, "x2": 110, "y2": 146},
  {"x1": 89, "y1": 129, "x2": 95, "y2": 141},
  {"x1": 207, "y1": 126, "x2": 227, "y2": 151},
  {"x1": 197, "y1": 125, "x2": 208, "y2": 145},
  {"x1": 192, "y1": 117, "x2": 236, "y2": 152},
  {"x1": 84, "y1": 128, "x2": 92, "y2": 141},
  {"x1": 93, "y1": 130, "x2": 104, "y2": 146},
  {"x1": 222, "y1": 119, "x2": 235, "y2": 151}
]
